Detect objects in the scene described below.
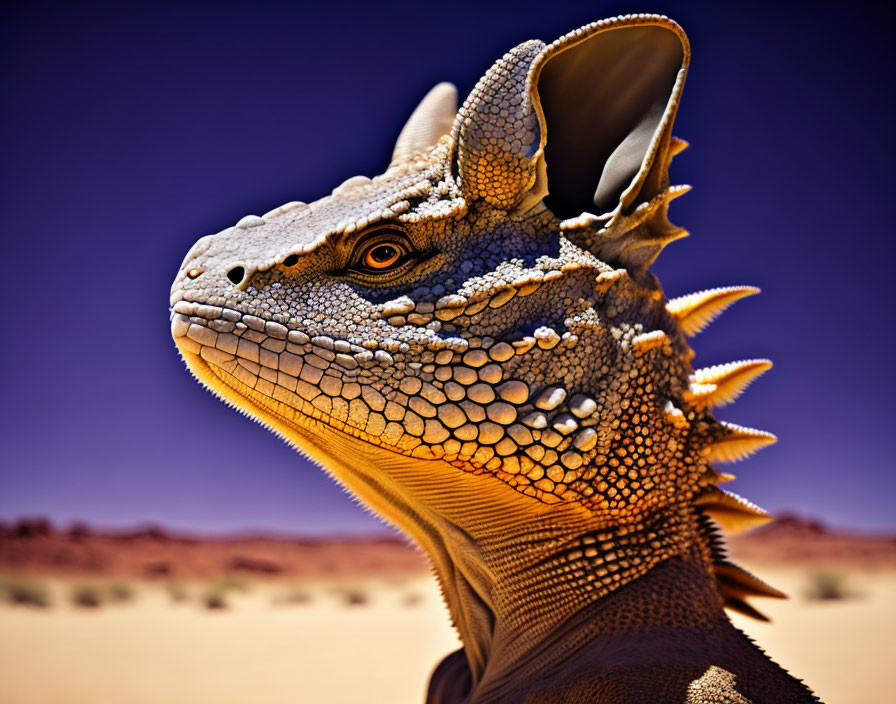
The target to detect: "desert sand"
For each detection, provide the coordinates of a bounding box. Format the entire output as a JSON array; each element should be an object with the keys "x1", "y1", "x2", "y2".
[
  {"x1": 0, "y1": 518, "x2": 893, "y2": 703},
  {"x1": 0, "y1": 576, "x2": 458, "y2": 704}
]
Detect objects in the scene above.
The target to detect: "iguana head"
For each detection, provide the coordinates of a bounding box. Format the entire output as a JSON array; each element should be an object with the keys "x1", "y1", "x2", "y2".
[{"x1": 171, "y1": 15, "x2": 780, "y2": 651}]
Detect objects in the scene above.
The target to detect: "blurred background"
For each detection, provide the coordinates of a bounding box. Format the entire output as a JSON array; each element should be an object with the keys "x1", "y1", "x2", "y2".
[{"x1": 1, "y1": 1, "x2": 894, "y2": 703}]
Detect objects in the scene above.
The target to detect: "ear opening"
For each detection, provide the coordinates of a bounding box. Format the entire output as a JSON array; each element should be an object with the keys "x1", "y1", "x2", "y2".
[{"x1": 533, "y1": 22, "x2": 687, "y2": 219}]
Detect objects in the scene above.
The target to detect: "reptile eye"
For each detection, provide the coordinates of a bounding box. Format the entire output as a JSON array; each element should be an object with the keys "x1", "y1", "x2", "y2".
[
  {"x1": 345, "y1": 226, "x2": 419, "y2": 278},
  {"x1": 360, "y1": 242, "x2": 405, "y2": 270}
]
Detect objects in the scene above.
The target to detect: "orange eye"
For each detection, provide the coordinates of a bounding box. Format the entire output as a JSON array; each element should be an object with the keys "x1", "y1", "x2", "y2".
[{"x1": 361, "y1": 242, "x2": 404, "y2": 270}]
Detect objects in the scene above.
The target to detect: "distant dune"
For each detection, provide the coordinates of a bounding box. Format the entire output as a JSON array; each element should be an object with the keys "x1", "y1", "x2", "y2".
[
  {"x1": 727, "y1": 513, "x2": 896, "y2": 569},
  {"x1": 0, "y1": 518, "x2": 429, "y2": 580},
  {"x1": 2, "y1": 513, "x2": 894, "y2": 581}
]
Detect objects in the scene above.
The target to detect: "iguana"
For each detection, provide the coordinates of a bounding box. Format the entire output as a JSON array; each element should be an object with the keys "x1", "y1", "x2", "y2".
[{"x1": 170, "y1": 14, "x2": 820, "y2": 703}]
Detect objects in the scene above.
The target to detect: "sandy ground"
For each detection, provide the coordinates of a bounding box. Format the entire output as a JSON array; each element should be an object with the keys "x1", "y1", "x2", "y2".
[
  {"x1": 725, "y1": 569, "x2": 896, "y2": 704},
  {"x1": 0, "y1": 569, "x2": 892, "y2": 704}
]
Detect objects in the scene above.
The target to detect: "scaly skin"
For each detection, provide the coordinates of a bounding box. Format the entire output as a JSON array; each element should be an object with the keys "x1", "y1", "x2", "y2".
[{"x1": 170, "y1": 15, "x2": 820, "y2": 703}]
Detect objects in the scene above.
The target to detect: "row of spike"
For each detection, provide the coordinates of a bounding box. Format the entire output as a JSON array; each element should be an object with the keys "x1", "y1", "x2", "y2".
[
  {"x1": 667, "y1": 284, "x2": 776, "y2": 462},
  {"x1": 697, "y1": 505, "x2": 788, "y2": 622},
  {"x1": 666, "y1": 283, "x2": 787, "y2": 619},
  {"x1": 695, "y1": 514, "x2": 786, "y2": 622},
  {"x1": 714, "y1": 554, "x2": 787, "y2": 622}
]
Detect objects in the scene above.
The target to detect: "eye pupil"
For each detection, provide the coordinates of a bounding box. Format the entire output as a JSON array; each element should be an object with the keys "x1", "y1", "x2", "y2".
[
  {"x1": 362, "y1": 241, "x2": 404, "y2": 270},
  {"x1": 371, "y1": 245, "x2": 396, "y2": 263}
]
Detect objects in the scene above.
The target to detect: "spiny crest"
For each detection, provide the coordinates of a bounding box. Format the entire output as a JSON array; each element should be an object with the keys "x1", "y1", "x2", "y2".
[
  {"x1": 684, "y1": 359, "x2": 773, "y2": 409},
  {"x1": 693, "y1": 417, "x2": 779, "y2": 617},
  {"x1": 714, "y1": 561, "x2": 787, "y2": 601},
  {"x1": 694, "y1": 487, "x2": 784, "y2": 621},
  {"x1": 666, "y1": 278, "x2": 778, "y2": 619},
  {"x1": 714, "y1": 559, "x2": 790, "y2": 623},
  {"x1": 697, "y1": 508, "x2": 786, "y2": 623},
  {"x1": 691, "y1": 409, "x2": 780, "y2": 620},
  {"x1": 449, "y1": 14, "x2": 781, "y2": 620},
  {"x1": 697, "y1": 465, "x2": 736, "y2": 487},
  {"x1": 694, "y1": 486, "x2": 773, "y2": 534},
  {"x1": 667, "y1": 286, "x2": 760, "y2": 337},
  {"x1": 702, "y1": 422, "x2": 777, "y2": 463},
  {"x1": 723, "y1": 596, "x2": 772, "y2": 622}
]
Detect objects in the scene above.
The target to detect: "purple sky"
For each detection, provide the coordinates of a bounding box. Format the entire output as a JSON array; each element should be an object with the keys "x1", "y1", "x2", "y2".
[{"x1": 2, "y1": 1, "x2": 894, "y2": 535}]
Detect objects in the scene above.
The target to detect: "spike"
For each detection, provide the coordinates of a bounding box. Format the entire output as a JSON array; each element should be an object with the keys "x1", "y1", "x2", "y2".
[
  {"x1": 723, "y1": 596, "x2": 770, "y2": 622},
  {"x1": 666, "y1": 286, "x2": 760, "y2": 337},
  {"x1": 683, "y1": 359, "x2": 772, "y2": 409},
  {"x1": 623, "y1": 185, "x2": 691, "y2": 230},
  {"x1": 701, "y1": 422, "x2": 776, "y2": 463},
  {"x1": 640, "y1": 183, "x2": 691, "y2": 212},
  {"x1": 663, "y1": 183, "x2": 692, "y2": 202},
  {"x1": 714, "y1": 561, "x2": 788, "y2": 600},
  {"x1": 670, "y1": 136, "x2": 690, "y2": 156},
  {"x1": 694, "y1": 486, "x2": 773, "y2": 534},
  {"x1": 697, "y1": 466, "x2": 736, "y2": 486}
]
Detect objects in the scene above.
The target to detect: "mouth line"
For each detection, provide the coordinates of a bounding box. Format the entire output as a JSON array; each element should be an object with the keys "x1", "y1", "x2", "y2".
[
  {"x1": 170, "y1": 300, "x2": 402, "y2": 388},
  {"x1": 171, "y1": 299, "x2": 329, "y2": 349}
]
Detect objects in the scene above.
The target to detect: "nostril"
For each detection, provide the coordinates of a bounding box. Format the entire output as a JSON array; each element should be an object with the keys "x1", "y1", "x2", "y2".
[
  {"x1": 283, "y1": 254, "x2": 299, "y2": 267},
  {"x1": 226, "y1": 266, "x2": 246, "y2": 286}
]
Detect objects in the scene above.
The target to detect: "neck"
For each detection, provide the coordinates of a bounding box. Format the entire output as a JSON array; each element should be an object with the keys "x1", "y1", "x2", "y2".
[
  {"x1": 433, "y1": 497, "x2": 704, "y2": 681},
  {"x1": 468, "y1": 554, "x2": 819, "y2": 704},
  {"x1": 325, "y1": 433, "x2": 706, "y2": 683},
  {"x1": 253, "y1": 417, "x2": 721, "y2": 692},
  {"x1": 211, "y1": 402, "x2": 817, "y2": 704},
  {"x1": 413, "y1": 483, "x2": 818, "y2": 704}
]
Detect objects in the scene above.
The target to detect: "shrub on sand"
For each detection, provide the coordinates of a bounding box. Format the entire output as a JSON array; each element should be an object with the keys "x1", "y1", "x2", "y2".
[
  {"x1": 805, "y1": 571, "x2": 851, "y2": 601},
  {"x1": 331, "y1": 585, "x2": 370, "y2": 607},
  {"x1": 202, "y1": 588, "x2": 228, "y2": 610},
  {"x1": 71, "y1": 584, "x2": 103, "y2": 608},
  {"x1": 0, "y1": 575, "x2": 51, "y2": 608}
]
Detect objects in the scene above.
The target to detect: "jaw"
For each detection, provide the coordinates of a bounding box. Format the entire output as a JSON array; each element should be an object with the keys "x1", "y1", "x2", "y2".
[
  {"x1": 172, "y1": 336, "x2": 556, "y2": 535},
  {"x1": 175, "y1": 336, "x2": 514, "y2": 672}
]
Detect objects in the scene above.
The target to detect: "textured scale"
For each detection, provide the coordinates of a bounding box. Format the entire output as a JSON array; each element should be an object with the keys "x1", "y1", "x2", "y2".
[{"x1": 170, "y1": 14, "x2": 820, "y2": 704}]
